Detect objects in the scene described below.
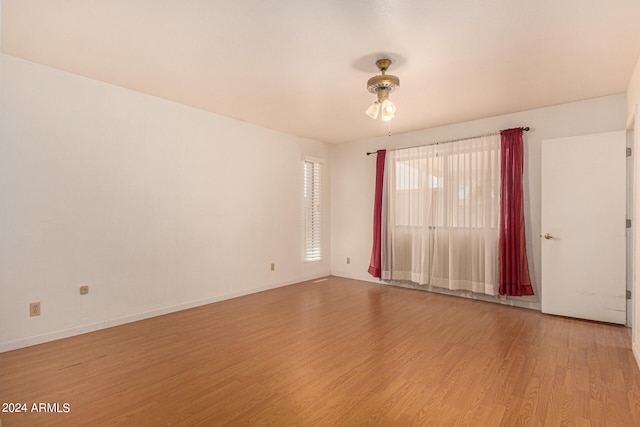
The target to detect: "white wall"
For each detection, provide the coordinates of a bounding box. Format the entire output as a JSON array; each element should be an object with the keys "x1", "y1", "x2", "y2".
[
  {"x1": 627, "y1": 54, "x2": 640, "y2": 367},
  {"x1": 331, "y1": 94, "x2": 626, "y2": 309},
  {"x1": 0, "y1": 54, "x2": 331, "y2": 351}
]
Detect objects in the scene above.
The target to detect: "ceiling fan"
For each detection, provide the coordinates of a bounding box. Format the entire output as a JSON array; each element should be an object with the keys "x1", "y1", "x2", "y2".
[{"x1": 365, "y1": 58, "x2": 400, "y2": 121}]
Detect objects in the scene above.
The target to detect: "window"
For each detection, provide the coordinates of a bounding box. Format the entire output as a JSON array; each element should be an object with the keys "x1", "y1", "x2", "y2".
[
  {"x1": 303, "y1": 159, "x2": 322, "y2": 261},
  {"x1": 382, "y1": 135, "x2": 501, "y2": 294},
  {"x1": 392, "y1": 140, "x2": 499, "y2": 229}
]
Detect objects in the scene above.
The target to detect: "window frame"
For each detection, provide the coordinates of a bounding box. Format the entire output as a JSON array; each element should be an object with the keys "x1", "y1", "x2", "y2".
[{"x1": 303, "y1": 157, "x2": 323, "y2": 262}]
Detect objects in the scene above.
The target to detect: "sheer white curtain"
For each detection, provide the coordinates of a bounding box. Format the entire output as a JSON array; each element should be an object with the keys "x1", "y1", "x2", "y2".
[{"x1": 381, "y1": 135, "x2": 500, "y2": 295}]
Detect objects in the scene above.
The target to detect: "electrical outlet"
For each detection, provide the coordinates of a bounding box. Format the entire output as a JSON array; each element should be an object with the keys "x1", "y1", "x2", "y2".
[
  {"x1": 29, "y1": 302, "x2": 41, "y2": 317},
  {"x1": 270, "y1": 263, "x2": 275, "y2": 271},
  {"x1": 346, "y1": 257, "x2": 351, "y2": 264},
  {"x1": 80, "y1": 285, "x2": 89, "y2": 295}
]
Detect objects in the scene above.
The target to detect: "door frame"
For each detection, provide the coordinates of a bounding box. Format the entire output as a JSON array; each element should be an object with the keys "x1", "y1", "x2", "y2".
[
  {"x1": 627, "y1": 121, "x2": 636, "y2": 328},
  {"x1": 628, "y1": 108, "x2": 638, "y2": 334}
]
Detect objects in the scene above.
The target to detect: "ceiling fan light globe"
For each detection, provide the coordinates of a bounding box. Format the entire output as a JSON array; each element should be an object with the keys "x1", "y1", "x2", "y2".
[
  {"x1": 381, "y1": 99, "x2": 395, "y2": 113},
  {"x1": 365, "y1": 101, "x2": 381, "y2": 119},
  {"x1": 381, "y1": 99, "x2": 396, "y2": 121}
]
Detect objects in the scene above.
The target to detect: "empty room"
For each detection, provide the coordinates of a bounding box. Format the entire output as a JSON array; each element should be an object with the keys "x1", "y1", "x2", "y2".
[{"x1": 3, "y1": 1, "x2": 640, "y2": 425}]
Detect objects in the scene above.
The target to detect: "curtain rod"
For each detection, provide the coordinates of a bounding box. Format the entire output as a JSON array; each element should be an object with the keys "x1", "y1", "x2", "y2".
[{"x1": 366, "y1": 126, "x2": 530, "y2": 155}]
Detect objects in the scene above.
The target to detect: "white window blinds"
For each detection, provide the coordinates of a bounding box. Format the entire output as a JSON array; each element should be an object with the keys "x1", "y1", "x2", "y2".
[{"x1": 303, "y1": 160, "x2": 322, "y2": 261}]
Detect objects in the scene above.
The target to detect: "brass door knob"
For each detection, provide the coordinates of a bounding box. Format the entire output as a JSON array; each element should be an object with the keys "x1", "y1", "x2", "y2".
[{"x1": 544, "y1": 233, "x2": 557, "y2": 240}]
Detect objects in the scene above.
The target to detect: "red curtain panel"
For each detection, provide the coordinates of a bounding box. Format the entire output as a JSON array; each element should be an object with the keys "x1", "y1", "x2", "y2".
[
  {"x1": 499, "y1": 128, "x2": 534, "y2": 296},
  {"x1": 368, "y1": 149, "x2": 386, "y2": 278}
]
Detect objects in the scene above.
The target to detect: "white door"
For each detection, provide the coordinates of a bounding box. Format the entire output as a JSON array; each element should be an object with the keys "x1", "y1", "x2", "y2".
[{"x1": 541, "y1": 131, "x2": 626, "y2": 324}]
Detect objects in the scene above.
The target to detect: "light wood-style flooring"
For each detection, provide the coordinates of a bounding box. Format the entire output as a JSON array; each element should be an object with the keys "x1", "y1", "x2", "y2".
[{"x1": 1, "y1": 276, "x2": 640, "y2": 426}]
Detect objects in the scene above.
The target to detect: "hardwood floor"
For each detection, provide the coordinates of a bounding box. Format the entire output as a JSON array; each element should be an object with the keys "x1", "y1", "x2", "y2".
[{"x1": 1, "y1": 276, "x2": 639, "y2": 426}]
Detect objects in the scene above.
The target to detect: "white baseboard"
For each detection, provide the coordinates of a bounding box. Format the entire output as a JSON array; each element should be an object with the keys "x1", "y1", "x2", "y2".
[
  {"x1": 0, "y1": 274, "x2": 327, "y2": 353},
  {"x1": 634, "y1": 341, "x2": 640, "y2": 370}
]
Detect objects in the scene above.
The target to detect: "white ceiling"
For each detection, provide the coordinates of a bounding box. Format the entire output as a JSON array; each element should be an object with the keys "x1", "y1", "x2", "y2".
[{"x1": 2, "y1": 0, "x2": 640, "y2": 144}]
